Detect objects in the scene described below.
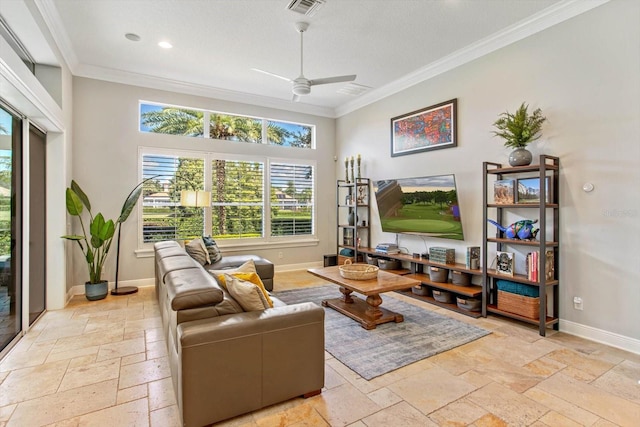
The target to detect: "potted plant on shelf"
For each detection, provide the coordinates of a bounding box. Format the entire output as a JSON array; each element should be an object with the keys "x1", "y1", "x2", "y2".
[
  {"x1": 492, "y1": 102, "x2": 546, "y2": 166},
  {"x1": 62, "y1": 180, "x2": 145, "y2": 300}
]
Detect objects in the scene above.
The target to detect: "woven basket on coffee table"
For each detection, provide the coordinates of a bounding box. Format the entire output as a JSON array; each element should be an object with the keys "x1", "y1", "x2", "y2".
[{"x1": 339, "y1": 259, "x2": 379, "y2": 280}]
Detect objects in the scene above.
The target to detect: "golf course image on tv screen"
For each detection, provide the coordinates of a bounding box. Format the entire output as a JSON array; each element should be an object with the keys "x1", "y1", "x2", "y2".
[{"x1": 373, "y1": 174, "x2": 464, "y2": 240}]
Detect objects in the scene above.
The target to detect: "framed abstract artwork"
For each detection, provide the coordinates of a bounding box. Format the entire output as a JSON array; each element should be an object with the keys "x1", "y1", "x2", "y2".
[{"x1": 391, "y1": 98, "x2": 457, "y2": 157}]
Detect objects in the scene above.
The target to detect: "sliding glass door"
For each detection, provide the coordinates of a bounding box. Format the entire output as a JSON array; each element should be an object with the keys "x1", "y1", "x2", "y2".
[
  {"x1": 29, "y1": 125, "x2": 46, "y2": 325},
  {"x1": 0, "y1": 106, "x2": 22, "y2": 354}
]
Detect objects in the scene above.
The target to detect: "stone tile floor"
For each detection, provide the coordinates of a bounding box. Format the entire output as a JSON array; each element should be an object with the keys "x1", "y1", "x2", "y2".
[{"x1": 0, "y1": 270, "x2": 638, "y2": 426}]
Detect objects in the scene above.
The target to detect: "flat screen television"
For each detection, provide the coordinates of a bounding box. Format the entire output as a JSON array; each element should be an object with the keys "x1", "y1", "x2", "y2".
[{"x1": 373, "y1": 174, "x2": 465, "y2": 240}]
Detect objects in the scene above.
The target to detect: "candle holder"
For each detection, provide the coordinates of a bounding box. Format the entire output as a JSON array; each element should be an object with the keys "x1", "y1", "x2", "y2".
[
  {"x1": 344, "y1": 158, "x2": 349, "y2": 182},
  {"x1": 357, "y1": 156, "x2": 361, "y2": 179},
  {"x1": 349, "y1": 157, "x2": 355, "y2": 183}
]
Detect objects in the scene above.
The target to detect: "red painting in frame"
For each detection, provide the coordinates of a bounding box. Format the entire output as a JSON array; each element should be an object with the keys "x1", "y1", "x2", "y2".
[{"x1": 391, "y1": 98, "x2": 457, "y2": 157}]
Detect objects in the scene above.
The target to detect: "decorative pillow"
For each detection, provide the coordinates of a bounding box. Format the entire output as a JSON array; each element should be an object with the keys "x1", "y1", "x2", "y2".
[
  {"x1": 202, "y1": 235, "x2": 222, "y2": 264},
  {"x1": 185, "y1": 238, "x2": 210, "y2": 265},
  {"x1": 216, "y1": 272, "x2": 273, "y2": 307},
  {"x1": 224, "y1": 274, "x2": 270, "y2": 311},
  {"x1": 208, "y1": 259, "x2": 257, "y2": 288}
]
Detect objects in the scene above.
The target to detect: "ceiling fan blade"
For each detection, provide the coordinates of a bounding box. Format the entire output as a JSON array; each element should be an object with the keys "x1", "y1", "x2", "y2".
[
  {"x1": 251, "y1": 68, "x2": 292, "y2": 82},
  {"x1": 309, "y1": 75, "x2": 356, "y2": 86}
]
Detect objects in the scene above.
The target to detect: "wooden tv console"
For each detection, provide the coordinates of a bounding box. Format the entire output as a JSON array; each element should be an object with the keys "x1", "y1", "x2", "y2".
[{"x1": 357, "y1": 247, "x2": 483, "y2": 318}]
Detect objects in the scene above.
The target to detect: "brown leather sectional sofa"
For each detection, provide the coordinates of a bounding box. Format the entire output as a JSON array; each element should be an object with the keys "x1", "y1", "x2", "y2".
[{"x1": 154, "y1": 241, "x2": 325, "y2": 426}]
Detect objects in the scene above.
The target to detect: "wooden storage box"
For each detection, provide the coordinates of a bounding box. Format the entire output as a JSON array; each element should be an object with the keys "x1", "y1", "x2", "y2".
[
  {"x1": 429, "y1": 266, "x2": 449, "y2": 283},
  {"x1": 497, "y1": 290, "x2": 540, "y2": 319}
]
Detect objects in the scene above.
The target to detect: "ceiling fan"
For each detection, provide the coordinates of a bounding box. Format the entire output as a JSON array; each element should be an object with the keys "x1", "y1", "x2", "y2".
[{"x1": 253, "y1": 22, "x2": 356, "y2": 101}]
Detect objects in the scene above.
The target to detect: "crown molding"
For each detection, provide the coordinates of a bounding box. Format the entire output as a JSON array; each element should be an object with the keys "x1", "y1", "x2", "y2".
[
  {"x1": 334, "y1": 0, "x2": 610, "y2": 117},
  {"x1": 33, "y1": 0, "x2": 78, "y2": 71},
  {"x1": 34, "y1": 0, "x2": 609, "y2": 119},
  {"x1": 73, "y1": 63, "x2": 336, "y2": 118}
]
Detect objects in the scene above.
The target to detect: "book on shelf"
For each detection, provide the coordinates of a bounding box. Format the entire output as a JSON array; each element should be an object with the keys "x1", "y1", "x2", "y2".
[
  {"x1": 526, "y1": 250, "x2": 554, "y2": 281},
  {"x1": 466, "y1": 246, "x2": 480, "y2": 269},
  {"x1": 375, "y1": 243, "x2": 399, "y2": 254}
]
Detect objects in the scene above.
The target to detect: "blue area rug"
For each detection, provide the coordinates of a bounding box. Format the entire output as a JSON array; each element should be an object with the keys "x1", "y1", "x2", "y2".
[{"x1": 274, "y1": 285, "x2": 490, "y2": 380}]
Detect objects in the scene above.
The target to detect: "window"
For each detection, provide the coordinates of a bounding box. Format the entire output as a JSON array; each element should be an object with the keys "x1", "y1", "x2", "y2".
[
  {"x1": 267, "y1": 120, "x2": 312, "y2": 148},
  {"x1": 140, "y1": 149, "x2": 315, "y2": 245},
  {"x1": 140, "y1": 104, "x2": 204, "y2": 137},
  {"x1": 209, "y1": 113, "x2": 262, "y2": 143},
  {"x1": 141, "y1": 154, "x2": 205, "y2": 242},
  {"x1": 211, "y1": 159, "x2": 264, "y2": 239},
  {"x1": 139, "y1": 102, "x2": 314, "y2": 149},
  {"x1": 270, "y1": 163, "x2": 313, "y2": 236}
]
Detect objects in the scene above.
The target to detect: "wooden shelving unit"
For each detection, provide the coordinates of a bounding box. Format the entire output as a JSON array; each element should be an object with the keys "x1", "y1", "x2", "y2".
[
  {"x1": 482, "y1": 155, "x2": 560, "y2": 336},
  {"x1": 336, "y1": 178, "x2": 370, "y2": 264},
  {"x1": 357, "y1": 247, "x2": 483, "y2": 318}
]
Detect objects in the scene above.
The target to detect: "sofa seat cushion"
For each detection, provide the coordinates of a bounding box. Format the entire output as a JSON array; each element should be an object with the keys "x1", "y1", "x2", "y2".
[{"x1": 165, "y1": 268, "x2": 224, "y2": 311}]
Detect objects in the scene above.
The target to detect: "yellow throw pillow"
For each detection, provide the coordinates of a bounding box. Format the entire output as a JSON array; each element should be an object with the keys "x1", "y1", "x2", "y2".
[
  {"x1": 230, "y1": 272, "x2": 273, "y2": 308},
  {"x1": 208, "y1": 259, "x2": 257, "y2": 288},
  {"x1": 224, "y1": 274, "x2": 270, "y2": 311}
]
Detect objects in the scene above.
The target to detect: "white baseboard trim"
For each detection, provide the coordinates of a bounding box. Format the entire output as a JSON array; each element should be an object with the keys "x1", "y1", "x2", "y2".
[
  {"x1": 68, "y1": 278, "x2": 155, "y2": 298},
  {"x1": 275, "y1": 261, "x2": 323, "y2": 272},
  {"x1": 560, "y1": 319, "x2": 640, "y2": 355}
]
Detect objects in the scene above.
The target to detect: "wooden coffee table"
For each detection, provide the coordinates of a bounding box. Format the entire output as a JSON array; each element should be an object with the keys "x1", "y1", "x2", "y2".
[{"x1": 308, "y1": 266, "x2": 420, "y2": 330}]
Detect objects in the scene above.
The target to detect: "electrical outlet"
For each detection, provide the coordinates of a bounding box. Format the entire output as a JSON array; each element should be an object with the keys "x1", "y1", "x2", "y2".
[
  {"x1": 573, "y1": 296, "x2": 583, "y2": 310},
  {"x1": 278, "y1": 251, "x2": 284, "y2": 259}
]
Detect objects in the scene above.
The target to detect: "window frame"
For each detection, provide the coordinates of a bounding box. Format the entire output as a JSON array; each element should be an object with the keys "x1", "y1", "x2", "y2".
[
  {"x1": 138, "y1": 147, "x2": 317, "y2": 252},
  {"x1": 139, "y1": 101, "x2": 316, "y2": 149}
]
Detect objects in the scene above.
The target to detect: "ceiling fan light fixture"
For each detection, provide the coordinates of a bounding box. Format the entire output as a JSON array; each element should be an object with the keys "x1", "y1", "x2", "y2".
[{"x1": 292, "y1": 81, "x2": 311, "y2": 95}]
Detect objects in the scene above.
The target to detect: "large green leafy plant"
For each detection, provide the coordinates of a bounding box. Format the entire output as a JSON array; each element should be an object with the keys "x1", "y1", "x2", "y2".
[
  {"x1": 62, "y1": 180, "x2": 144, "y2": 284},
  {"x1": 492, "y1": 102, "x2": 546, "y2": 148}
]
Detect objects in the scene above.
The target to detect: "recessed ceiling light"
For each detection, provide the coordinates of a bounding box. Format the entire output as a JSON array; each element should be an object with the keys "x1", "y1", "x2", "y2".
[
  {"x1": 158, "y1": 41, "x2": 173, "y2": 49},
  {"x1": 125, "y1": 33, "x2": 141, "y2": 42}
]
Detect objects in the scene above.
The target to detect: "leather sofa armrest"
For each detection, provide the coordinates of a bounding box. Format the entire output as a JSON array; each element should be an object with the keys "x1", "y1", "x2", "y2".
[
  {"x1": 177, "y1": 303, "x2": 324, "y2": 426},
  {"x1": 179, "y1": 302, "x2": 323, "y2": 346}
]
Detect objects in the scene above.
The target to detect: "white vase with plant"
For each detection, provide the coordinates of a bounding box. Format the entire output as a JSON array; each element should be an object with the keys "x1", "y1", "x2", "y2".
[{"x1": 492, "y1": 102, "x2": 546, "y2": 166}]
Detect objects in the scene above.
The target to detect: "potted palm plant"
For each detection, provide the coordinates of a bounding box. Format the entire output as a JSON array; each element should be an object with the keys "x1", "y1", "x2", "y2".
[
  {"x1": 492, "y1": 102, "x2": 546, "y2": 166},
  {"x1": 62, "y1": 180, "x2": 145, "y2": 300}
]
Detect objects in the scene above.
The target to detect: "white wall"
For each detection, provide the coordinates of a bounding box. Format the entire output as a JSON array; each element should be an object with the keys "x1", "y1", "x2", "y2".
[
  {"x1": 336, "y1": 0, "x2": 639, "y2": 346},
  {"x1": 70, "y1": 77, "x2": 336, "y2": 290}
]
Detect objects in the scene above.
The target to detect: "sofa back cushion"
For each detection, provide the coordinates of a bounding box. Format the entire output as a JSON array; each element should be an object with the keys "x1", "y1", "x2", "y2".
[
  {"x1": 158, "y1": 255, "x2": 201, "y2": 284},
  {"x1": 165, "y1": 268, "x2": 224, "y2": 311}
]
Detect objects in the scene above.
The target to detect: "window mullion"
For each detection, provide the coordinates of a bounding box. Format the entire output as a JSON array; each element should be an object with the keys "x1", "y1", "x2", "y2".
[
  {"x1": 265, "y1": 159, "x2": 272, "y2": 238},
  {"x1": 204, "y1": 154, "x2": 212, "y2": 236},
  {"x1": 203, "y1": 111, "x2": 210, "y2": 139}
]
